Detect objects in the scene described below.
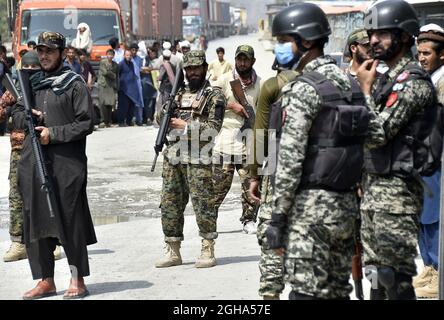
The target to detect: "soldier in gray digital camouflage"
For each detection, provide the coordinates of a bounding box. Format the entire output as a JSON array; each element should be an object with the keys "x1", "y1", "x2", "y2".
[
  {"x1": 248, "y1": 7, "x2": 302, "y2": 300},
  {"x1": 265, "y1": 3, "x2": 370, "y2": 300},
  {"x1": 357, "y1": 0, "x2": 437, "y2": 300},
  {"x1": 155, "y1": 50, "x2": 226, "y2": 269}
]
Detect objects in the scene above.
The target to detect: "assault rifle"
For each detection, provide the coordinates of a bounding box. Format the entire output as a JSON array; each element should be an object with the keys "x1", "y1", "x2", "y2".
[
  {"x1": 151, "y1": 67, "x2": 184, "y2": 172},
  {"x1": 229, "y1": 79, "x2": 255, "y2": 131},
  {"x1": 2, "y1": 71, "x2": 56, "y2": 218}
]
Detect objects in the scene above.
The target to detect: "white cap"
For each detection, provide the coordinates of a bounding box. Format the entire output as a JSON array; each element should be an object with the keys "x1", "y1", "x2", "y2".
[
  {"x1": 180, "y1": 40, "x2": 191, "y2": 48},
  {"x1": 420, "y1": 23, "x2": 444, "y2": 34},
  {"x1": 163, "y1": 42, "x2": 172, "y2": 50},
  {"x1": 162, "y1": 49, "x2": 172, "y2": 58}
]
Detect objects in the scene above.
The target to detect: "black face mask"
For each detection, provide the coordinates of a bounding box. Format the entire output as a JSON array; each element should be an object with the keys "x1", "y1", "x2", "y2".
[{"x1": 24, "y1": 69, "x2": 41, "y2": 76}]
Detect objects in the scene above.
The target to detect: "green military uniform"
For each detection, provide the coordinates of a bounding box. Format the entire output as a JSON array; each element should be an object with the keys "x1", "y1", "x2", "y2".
[
  {"x1": 0, "y1": 91, "x2": 25, "y2": 243},
  {"x1": 160, "y1": 50, "x2": 226, "y2": 242},
  {"x1": 251, "y1": 70, "x2": 299, "y2": 298},
  {"x1": 272, "y1": 56, "x2": 360, "y2": 299},
  {"x1": 361, "y1": 53, "x2": 435, "y2": 278}
]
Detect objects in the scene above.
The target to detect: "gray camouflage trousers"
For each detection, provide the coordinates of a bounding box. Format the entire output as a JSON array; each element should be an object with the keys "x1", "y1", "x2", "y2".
[
  {"x1": 160, "y1": 158, "x2": 218, "y2": 242},
  {"x1": 284, "y1": 190, "x2": 358, "y2": 299},
  {"x1": 361, "y1": 210, "x2": 419, "y2": 277},
  {"x1": 257, "y1": 175, "x2": 284, "y2": 297}
]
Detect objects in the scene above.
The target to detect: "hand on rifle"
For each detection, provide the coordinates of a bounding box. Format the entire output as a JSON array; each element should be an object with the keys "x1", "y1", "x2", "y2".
[
  {"x1": 266, "y1": 213, "x2": 287, "y2": 256},
  {"x1": 35, "y1": 126, "x2": 50, "y2": 145},
  {"x1": 248, "y1": 177, "x2": 261, "y2": 204},
  {"x1": 32, "y1": 109, "x2": 44, "y2": 123},
  {"x1": 170, "y1": 118, "x2": 187, "y2": 130},
  {"x1": 228, "y1": 101, "x2": 249, "y2": 119}
]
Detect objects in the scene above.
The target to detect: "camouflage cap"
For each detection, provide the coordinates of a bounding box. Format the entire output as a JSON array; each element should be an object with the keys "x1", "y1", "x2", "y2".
[
  {"x1": 36, "y1": 32, "x2": 66, "y2": 50},
  {"x1": 235, "y1": 45, "x2": 255, "y2": 59},
  {"x1": 183, "y1": 50, "x2": 207, "y2": 68},
  {"x1": 346, "y1": 29, "x2": 370, "y2": 48}
]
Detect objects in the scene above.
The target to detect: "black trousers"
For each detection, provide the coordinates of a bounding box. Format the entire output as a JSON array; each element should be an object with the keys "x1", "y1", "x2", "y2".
[{"x1": 27, "y1": 237, "x2": 90, "y2": 280}]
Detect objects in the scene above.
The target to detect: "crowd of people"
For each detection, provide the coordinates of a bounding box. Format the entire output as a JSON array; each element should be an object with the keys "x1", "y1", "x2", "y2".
[{"x1": 0, "y1": 0, "x2": 443, "y2": 300}]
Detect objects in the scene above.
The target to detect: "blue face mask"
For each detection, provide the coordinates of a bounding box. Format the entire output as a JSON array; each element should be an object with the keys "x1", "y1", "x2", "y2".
[{"x1": 275, "y1": 42, "x2": 294, "y2": 65}]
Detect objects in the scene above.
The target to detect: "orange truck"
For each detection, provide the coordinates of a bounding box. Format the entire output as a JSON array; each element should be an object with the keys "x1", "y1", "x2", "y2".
[{"x1": 11, "y1": 0, "x2": 125, "y2": 66}]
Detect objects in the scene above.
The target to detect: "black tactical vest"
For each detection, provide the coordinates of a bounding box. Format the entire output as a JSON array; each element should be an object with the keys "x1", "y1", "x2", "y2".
[
  {"x1": 296, "y1": 71, "x2": 369, "y2": 191},
  {"x1": 364, "y1": 64, "x2": 442, "y2": 179}
]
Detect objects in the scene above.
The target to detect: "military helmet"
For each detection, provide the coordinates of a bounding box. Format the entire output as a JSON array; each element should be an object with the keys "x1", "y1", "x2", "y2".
[
  {"x1": 271, "y1": 3, "x2": 331, "y2": 40},
  {"x1": 364, "y1": 0, "x2": 420, "y2": 36}
]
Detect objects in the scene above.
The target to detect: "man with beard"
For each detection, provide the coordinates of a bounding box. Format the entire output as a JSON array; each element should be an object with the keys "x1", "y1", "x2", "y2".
[
  {"x1": 212, "y1": 45, "x2": 262, "y2": 235},
  {"x1": 155, "y1": 50, "x2": 225, "y2": 269},
  {"x1": 3, "y1": 51, "x2": 62, "y2": 262},
  {"x1": 248, "y1": 13, "x2": 302, "y2": 300},
  {"x1": 266, "y1": 3, "x2": 370, "y2": 300},
  {"x1": 12, "y1": 32, "x2": 97, "y2": 299},
  {"x1": 413, "y1": 24, "x2": 444, "y2": 299},
  {"x1": 345, "y1": 29, "x2": 371, "y2": 80},
  {"x1": 357, "y1": 0, "x2": 435, "y2": 299}
]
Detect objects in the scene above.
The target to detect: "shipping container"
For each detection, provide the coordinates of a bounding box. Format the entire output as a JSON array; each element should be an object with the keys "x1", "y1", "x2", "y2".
[{"x1": 119, "y1": 0, "x2": 182, "y2": 42}]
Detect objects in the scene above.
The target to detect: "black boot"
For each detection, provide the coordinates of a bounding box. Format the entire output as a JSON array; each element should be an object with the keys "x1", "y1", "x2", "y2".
[
  {"x1": 370, "y1": 286, "x2": 387, "y2": 300},
  {"x1": 378, "y1": 266, "x2": 416, "y2": 300}
]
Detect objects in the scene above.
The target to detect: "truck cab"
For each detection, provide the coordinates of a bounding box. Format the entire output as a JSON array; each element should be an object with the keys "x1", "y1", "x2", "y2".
[{"x1": 13, "y1": 0, "x2": 125, "y2": 67}]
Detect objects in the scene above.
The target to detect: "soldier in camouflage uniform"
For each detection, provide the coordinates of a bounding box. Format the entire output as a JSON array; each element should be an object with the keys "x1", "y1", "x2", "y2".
[
  {"x1": 266, "y1": 3, "x2": 370, "y2": 300},
  {"x1": 357, "y1": 0, "x2": 436, "y2": 300},
  {"x1": 0, "y1": 88, "x2": 26, "y2": 262},
  {"x1": 155, "y1": 50, "x2": 226, "y2": 269},
  {"x1": 249, "y1": 11, "x2": 301, "y2": 300}
]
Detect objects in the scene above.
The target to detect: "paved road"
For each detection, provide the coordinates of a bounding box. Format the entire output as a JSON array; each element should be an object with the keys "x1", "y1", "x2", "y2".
[{"x1": 0, "y1": 34, "x2": 427, "y2": 300}]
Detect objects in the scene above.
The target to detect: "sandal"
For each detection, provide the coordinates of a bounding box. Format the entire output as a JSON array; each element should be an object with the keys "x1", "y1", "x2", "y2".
[
  {"x1": 63, "y1": 288, "x2": 89, "y2": 300},
  {"x1": 23, "y1": 281, "x2": 57, "y2": 300}
]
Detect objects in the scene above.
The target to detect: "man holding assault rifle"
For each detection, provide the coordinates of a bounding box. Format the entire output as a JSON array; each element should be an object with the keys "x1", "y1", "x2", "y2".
[
  {"x1": 6, "y1": 32, "x2": 97, "y2": 300},
  {"x1": 153, "y1": 50, "x2": 226, "y2": 269}
]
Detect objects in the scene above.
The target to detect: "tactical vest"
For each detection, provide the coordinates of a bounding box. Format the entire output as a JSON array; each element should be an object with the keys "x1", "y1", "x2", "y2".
[
  {"x1": 175, "y1": 85, "x2": 224, "y2": 122},
  {"x1": 364, "y1": 64, "x2": 443, "y2": 179},
  {"x1": 296, "y1": 71, "x2": 369, "y2": 191}
]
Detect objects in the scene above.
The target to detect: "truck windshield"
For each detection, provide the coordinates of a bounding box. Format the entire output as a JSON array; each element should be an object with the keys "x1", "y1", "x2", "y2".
[{"x1": 21, "y1": 9, "x2": 122, "y2": 46}]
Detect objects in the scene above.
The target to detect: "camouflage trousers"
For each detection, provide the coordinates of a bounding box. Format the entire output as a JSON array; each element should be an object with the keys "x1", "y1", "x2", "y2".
[
  {"x1": 284, "y1": 190, "x2": 357, "y2": 299},
  {"x1": 9, "y1": 149, "x2": 23, "y2": 242},
  {"x1": 361, "y1": 209, "x2": 419, "y2": 277},
  {"x1": 160, "y1": 158, "x2": 218, "y2": 241},
  {"x1": 257, "y1": 175, "x2": 284, "y2": 297},
  {"x1": 212, "y1": 153, "x2": 258, "y2": 222}
]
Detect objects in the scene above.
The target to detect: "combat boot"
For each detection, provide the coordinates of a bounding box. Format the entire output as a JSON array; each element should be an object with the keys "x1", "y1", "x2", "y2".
[
  {"x1": 155, "y1": 241, "x2": 182, "y2": 268},
  {"x1": 413, "y1": 265, "x2": 433, "y2": 288},
  {"x1": 195, "y1": 239, "x2": 216, "y2": 268},
  {"x1": 415, "y1": 268, "x2": 438, "y2": 299},
  {"x1": 3, "y1": 242, "x2": 27, "y2": 262}
]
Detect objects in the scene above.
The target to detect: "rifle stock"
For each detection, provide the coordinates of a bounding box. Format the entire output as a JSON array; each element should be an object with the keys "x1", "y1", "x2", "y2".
[
  {"x1": 2, "y1": 71, "x2": 56, "y2": 218},
  {"x1": 229, "y1": 79, "x2": 255, "y2": 130},
  {"x1": 151, "y1": 67, "x2": 184, "y2": 172}
]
